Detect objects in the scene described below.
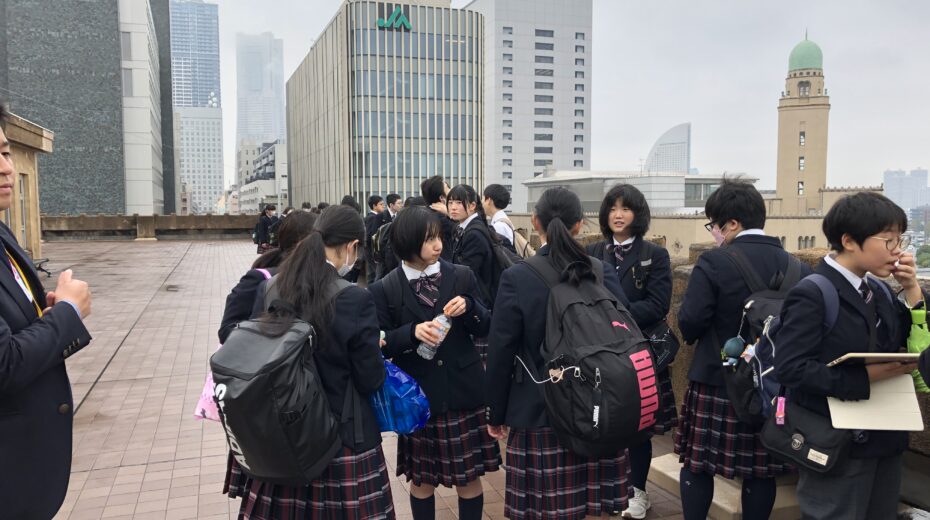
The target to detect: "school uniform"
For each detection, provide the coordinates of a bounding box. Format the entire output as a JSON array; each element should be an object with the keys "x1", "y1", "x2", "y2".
[
  {"x1": 451, "y1": 213, "x2": 495, "y2": 362},
  {"x1": 369, "y1": 258, "x2": 502, "y2": 488},
  {"x1": 224, "y1": 279, "x2": 394, "y2": 520},
  {"x1": 775, "y1": 257, "x2": 911, "y2": 519},
  {"x1": 256, "y1": 214, "x2": 278, "y2": 253},
  {"x1": 486, "y1": 246, "x2": 632, "y2": 520},
  {"x1": 217, "y1": 267, "x2": 276, "y2": 344},
  {"x1": 675, "y1": 231, "x2": 812, "y2": 480},
  {"x1": 587, "y1": 236, "x2": 677, "y2": 433},
  {"x1": 489, "y1": 210, "x2": 515, "y2": 247}
]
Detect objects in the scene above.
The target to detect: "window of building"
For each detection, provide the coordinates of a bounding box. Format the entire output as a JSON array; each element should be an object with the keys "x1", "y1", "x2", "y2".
[
  {"x1": 535, "y1": 55, "x2": 554, "y2": 64},
  {"x1": 535, "y1": 95, "x2": 553, "y2": 102},
  {"x1": 574, "y1": 97, "x2": 584, "y2": 104},
  {"x1": 503, "y1": 106, "x2": 512, "y2": 114},
  {"x1": 503, "y1": 132, "x2": 513, "y2": 140},
  {"x1": 535, "y1": 68, "x2": 554, "y2": 76},
  {"x1": 575, "y1": 45, "x2": 585, "y2": 53},
  {"x1": 799, "y1": 81, "x2": 811, "y2": 97},
  {"x1": 534, "y1": 134, "x2": 553, "y2": 141},
  {"x1": 503, "y1": 146, "x2": 512, "y2": 153},
  {"x1": 503, "y1": 40, "x2": 513, "y2": 48},
  {"x1": 575, "y1": 71, "x2": 585, "y2": 79},
  {"x1": 534, "y1": 159, "x2": 553, "y2": 167},
  {"x1": 503, "y1": 171, "x2": 513, "y2": 179},
  {"x1": 535, "y1": 121, "x2": 553, "y2": 128},
  {"x1": 503, "y1": 119, "x2": 513, "y2": 127},
  {"x1": 503, "y1": 93, "x2": 513, "y2": 101},
  {"x1": 574, "y1": 122, "x2": 584, "y2": 129},
  {"x1": 503, "y1": 80, "x2": 513, "y2": 88},
  {"x1": 575, "y1": 84, "x2": 585, "y2": 92},
  {"x1": 534, "y1": 147, "x2": 553, "y2": 154},
  {"x1": 799, "y1": 131, "x2": 806, "y2": 146},
  {"x1": 574, "y1": 135, "x2": 584, "y2": 142},
  {"x1": 535, "y1": 42, "x2": 554, "y2": 51},
  {"x1": 121, "y1": 68, "x2": 133, "y2": 96},
  {"x1": 574, "y1": 109, "x2": 584, "y2": 117},
  {"x1": 535, "y1": 108, "x2": 553, "y2": 115},
  {"x1": 797, "y1": 181, "x2": 805, "y2": 195},
  {"x1": 120, "y1": 32, "x2": 132, "y2": 59},
  {"x1": 575, "y1": 32, "x2": 585, "y2": 40},
  {"x1": 503, "y1": 26, "x2": 513, "y2": 35},
  {"x1": 574, "y1": 147, "x2": 584, "y2": 155},
  {"x1": 503, "y1": 53, "x2": 513, "y2": 61},
  {"x1": 799, "y1": 156, "x2": 805, "y2": 171},
  {"x1": 503, "y1": 158, "x2": 513, "y2": 166},
  {"x1": 503, "y1": 66, "x2": 513, "y2": 75},
  {"x1": 574, "y1": 160, "x2": 584, "y2": 167},
  {"x1": 535, "y1": 81, "x2": 553, "y2": 89},
  {"x1": 575, "y1": 58, "x2": 585, "y2": 66},
  {"x1": 535, "y1": 29, "x2": 554, "y2": 37}
]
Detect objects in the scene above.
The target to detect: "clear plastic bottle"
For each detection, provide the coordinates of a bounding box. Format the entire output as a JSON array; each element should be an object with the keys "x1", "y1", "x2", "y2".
[{"x1": 417, "y1": 314, "x2": 452, "y2": 360}]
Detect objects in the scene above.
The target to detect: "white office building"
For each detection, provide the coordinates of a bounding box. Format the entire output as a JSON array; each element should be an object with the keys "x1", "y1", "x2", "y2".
[
  {"x1": 236, "y1": 32, "x2": 285, "y2": 144},
  {"x1": 174, "y1": 107, "x2": 224, "y2": 213},
  {"x1": 466, "y1": 0, "x2": 592, "y2": 213},
  {"x1": 644, "y1": 122, "x2": 691, "y2": 174}
]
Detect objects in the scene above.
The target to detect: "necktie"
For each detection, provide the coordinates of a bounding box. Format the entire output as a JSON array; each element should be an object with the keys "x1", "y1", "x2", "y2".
[
  {"x1": 859, "y1": 279, "x2": 874, "y2": 305},
  {"x1": 410, "y1": 272, "x2": 442, "y2": 308},
  {"x1": 608, "y1": 242, "x2": 634, "y2": 266}
]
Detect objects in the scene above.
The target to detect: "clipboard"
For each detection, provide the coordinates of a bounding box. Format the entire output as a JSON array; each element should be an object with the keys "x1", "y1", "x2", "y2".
[
  {"x1": 827, "y1": 374, "x2": 924, "y2": 431},
  {"x1": 825, "y1": 352, "x2": 919, "y2": 368}
]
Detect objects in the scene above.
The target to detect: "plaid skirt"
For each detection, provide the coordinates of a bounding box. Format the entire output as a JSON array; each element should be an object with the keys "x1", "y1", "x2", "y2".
[
  {"x1": 674, "y1": 381, "x2": 789, "y2": 480},
  {"x1": 224, "y1": 446, "x2": 395, "y2": 520},
  {"x1": 653, "y1": 368, "x2": 679, "y2": 435},
  {"x1": 504, "y1": 427, "x2": 632, "y2": 520},
  {"x1": 397, "y1": 407, "x2": 502, "y2": 487}
]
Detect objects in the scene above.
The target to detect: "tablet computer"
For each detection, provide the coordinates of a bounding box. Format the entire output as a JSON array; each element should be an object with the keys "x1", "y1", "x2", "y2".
[{"x1": 826, "y1": 352, "x2": 920, "y2": 368}]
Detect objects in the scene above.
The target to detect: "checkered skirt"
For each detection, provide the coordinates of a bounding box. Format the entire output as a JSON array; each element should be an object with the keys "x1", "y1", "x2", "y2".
[
  {"x1": 674, "y1": 381, "x2": 789, "y2": 480},
  {"x1": 653, "y1": 368, "x2": 679, "y2": 435},
  {"x1": 224, "y1": 446, "x2": 395, "y2": 520},
  {"x1": 396, "y1": 407, "x2": 502, "y2": 487},
  {"x1": 503, "y1": 427, "x2": 632, "y2": 520}
]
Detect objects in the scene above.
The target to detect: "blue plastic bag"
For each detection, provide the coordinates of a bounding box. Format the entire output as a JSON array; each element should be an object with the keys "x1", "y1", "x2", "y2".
[{"x1": 370, "y1": 358, "x2": 431, "y2": 434}]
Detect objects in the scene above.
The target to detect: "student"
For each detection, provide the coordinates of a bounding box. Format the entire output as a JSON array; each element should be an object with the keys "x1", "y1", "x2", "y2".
[
  {"x1": 482, "y1": 183, "x2": 515, "y2": 247},
  {"x1": 383, "y1": 193, "x2": 402, "y2": 222},
  {"x1": 586, "y1": 184, "x2": 675, "y2": 519},
  {"x1": 405, "y1": 196, "x2": 427, "y2": 208},
  {"x1": 342, "y1": 195, "x2": 362, "y2": 213},
  {"x1": 370, "y1": 206, "x2": 501, "y2": 520},
  {"x1": 366, "y1": 195, "x2": 386, "y2": 283},
  {"x1": 256, "y1": 204, "x2": 278, "y2": 254},
  {"x1": 224, "y1": 205, "x2": 394, "y2": 520},
  {"x1": 775, "y1": 192, "x2": 919, "y2": 520},
  {"x1": 301, "y1": 201, "x2": 314, "y2": 212},
  {"x1": 218, "y1": 210, "x2": 317, "y2": 343},
  {"x1": 447, "y1": 184, "x2": 496, "y2": 303},
  {"x1": 421, "y1": 175, "x2": 456, "y2": 260},
  {"x1": 486, "y1": 188, "x2": 631, "y2": 520},
  {"x1": 675, "y1": 178, "x2": 810, "y2": 520}
]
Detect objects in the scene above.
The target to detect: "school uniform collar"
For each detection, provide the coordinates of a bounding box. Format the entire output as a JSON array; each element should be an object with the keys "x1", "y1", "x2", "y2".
[
  {"x1": 613, "y1": 236, "x2": 635, "y2": 247},
  {"x1": 823, "y1": 254, "x2": 869, "y2": 292},
  {"x1": 736, "y1": 228, "x2": 765, "y2": 238},
  {"x1": 401, "y1": 260, "x2": 441, "y2": 281},
  {"x1": 388, "y1": 208, "x2": 397, "y2": 219},
  {"x1": 458, "y1": 212, "x2": 479, "y2": 229},
  {"x1": 490, "y1": 210, "x2": 508, "y2": 224}
]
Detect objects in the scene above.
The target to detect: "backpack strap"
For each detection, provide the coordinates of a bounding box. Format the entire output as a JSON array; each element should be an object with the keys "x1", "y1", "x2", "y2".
[
  {"x1": 801, "y1": 274, "x2": 840, "y2": 332},
  {"x1": 777, "y1": 257, "x2": 803, "y2": 292},
  {"x1": 382, "y1": 268, "x2": 406, "y2": 325},
  {"x1": 452, "y1": 264, "x2": 472, "y2": 298},
  {"x1": 722, "y1": 247, "x2": 769, "y2": 293},
  {"x1": 255, "y1": 268, "x2": 273, "y2": 280},
  {"x1": 866, "y1": 276, "x2": 894, "y2": 305}
]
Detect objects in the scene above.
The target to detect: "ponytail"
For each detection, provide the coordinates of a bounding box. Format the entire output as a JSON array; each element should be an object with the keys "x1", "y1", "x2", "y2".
[{"x1": 535, "y1": 188, "x2": 594, "y2": 285}]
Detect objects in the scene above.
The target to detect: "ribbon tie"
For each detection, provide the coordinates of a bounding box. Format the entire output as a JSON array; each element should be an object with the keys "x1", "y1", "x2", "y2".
[
  {"x1": 410, "y1": 272, "x2": 442, "y2": 308},
  {"x1": 608, "y1": 242, "x2": 634, "y2": 265}
]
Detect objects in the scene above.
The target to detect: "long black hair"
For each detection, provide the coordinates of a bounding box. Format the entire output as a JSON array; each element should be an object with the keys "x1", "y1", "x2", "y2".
[
  {"x1": 447, "y1": 184, "x2": 500, "y2": 244},
  {"x1": 263, "y1": 205, "x2": 365, "y2": 345},
  {"x1": 535, "y1": 188, "x2": 594, "y2": 285},
  {"x1": 252, "y1": 210, "x2": 318, "y2": 269}
]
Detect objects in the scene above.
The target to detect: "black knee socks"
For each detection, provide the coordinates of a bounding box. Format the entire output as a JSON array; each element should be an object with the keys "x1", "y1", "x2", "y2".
[
  {"x1": 680, "y1": 468, "x2": 714, "y2": 520},
  {"x1": 742, "y1": 477, "x2": 776, "y2": 519},
  {"x1": 458, "y1": 494, "x2": 484, "y2": 520},
  {"x1": 410, "y1": 494, "x2": 435, "y2": 520},
  {"x1": 629, "y1": 438, "x2": 653, "y2": 490}
]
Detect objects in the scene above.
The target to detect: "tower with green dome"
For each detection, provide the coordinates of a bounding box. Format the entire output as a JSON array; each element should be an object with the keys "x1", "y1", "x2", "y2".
[{"x1": 775, "y1": 35, "x2": 830, "y2": 215}]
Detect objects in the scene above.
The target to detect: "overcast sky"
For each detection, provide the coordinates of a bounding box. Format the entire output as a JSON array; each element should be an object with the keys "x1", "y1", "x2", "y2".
[{"x1": 217, "y1": 0, "x2": 930, "y2": 190}]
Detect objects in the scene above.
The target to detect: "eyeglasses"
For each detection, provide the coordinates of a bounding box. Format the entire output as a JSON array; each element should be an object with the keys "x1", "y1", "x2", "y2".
[
  {"x1": 703, "y1": 222, "x2": 717, "y2": 233},
  {"x1": 867, "y1": 234, "x2": 911, "y2": 251}
]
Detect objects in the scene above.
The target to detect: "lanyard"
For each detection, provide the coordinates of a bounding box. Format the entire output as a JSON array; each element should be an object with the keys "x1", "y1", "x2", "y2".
[{"x1": 6, "y1": 249, "x2": 43, "y2": 317}]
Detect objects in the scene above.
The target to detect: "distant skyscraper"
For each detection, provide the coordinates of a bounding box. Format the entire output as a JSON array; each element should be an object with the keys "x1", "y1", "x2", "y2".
[
  {"x1": 236, "y1": 32, "x2": 285, "y2": 145},
  {"x1": 644, "y1": 123, "x2": 691, "y2": 174},
  {"x1": 170, "y1": 0, "x2": 224, "y2": 213},
  {"x1": 883, "y1": 168, "x2": 928, "y2": 212},
  {"x1": 466, "y1": 0, "x2": 592, "y2": 213}
]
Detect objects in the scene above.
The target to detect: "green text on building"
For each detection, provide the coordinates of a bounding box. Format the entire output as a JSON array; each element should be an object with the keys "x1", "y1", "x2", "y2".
[{"x1": 377, "y1": 6, "x2": 411, "y2": 30}]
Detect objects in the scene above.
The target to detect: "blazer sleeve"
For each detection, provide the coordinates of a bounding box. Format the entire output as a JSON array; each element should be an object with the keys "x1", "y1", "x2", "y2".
[
  {"x1": 456, "y1": 269, "x2": 491, "y2": 337},
  {"x1": 0, "y1": 302, "x2": 92, "y2": 398},
  {"x1": 628, "y1": 247, "x2": 672, "y2": 327},
  {"x1": 486, "y1": 267, "x2": 523, "y2": 425},
  {"x1": 457, "y1": 230, "x2": 492, "y2": 276},
  {"x1": 336, "y1": 287, "x2": 386, "y2": 395},
  {"x1": 602, "y1": 260, "x2": 630, "y2": 308},
  {"x1": 677, "y1": 253, "x2": 720, "y2": 344},
  {"x1": 774, "y1": 283, "x2": 871, "y2": 401},
  {"x1": 369, "y1": 280, "x2": 417, "y2": 359},
  {"x1": 218, "y1": 270, "x2": 265, "y2": 344}
]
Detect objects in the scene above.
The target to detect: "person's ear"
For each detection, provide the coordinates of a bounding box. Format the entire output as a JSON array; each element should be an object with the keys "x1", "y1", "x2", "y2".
[{"x1": 570, "y1": 220, "x2": 583, "y2": 236}]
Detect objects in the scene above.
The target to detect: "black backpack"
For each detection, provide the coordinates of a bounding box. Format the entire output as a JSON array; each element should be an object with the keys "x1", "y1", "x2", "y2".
[
  {"x1": 519, "y1": 255, "x2": 661, "y2": 457},
  {"x1": 456, "y1": 225, "x2": 521, "y2": 305},
  {"x1": 210, "y1": 277, "x2": 361, "y2": 485},
  {"x1": 267, "y1": 218, "x2": 282, "y2": 246},
  {"x1": 252, "y1": 222, "x2": 260, "y2": 244}
]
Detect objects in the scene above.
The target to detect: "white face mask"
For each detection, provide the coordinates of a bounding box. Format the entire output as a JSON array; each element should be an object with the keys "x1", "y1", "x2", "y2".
[{"x1": 337, "y1": 244, "x2": 357, "y2": 277}]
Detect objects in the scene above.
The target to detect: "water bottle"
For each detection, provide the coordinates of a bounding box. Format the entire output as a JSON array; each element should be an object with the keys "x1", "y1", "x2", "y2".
[{"x1": 417, "y1": 314, "x2": 452, "y2": 360}]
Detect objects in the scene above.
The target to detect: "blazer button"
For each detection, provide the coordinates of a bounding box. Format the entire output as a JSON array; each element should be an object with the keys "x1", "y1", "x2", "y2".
[
  {"x1": 437, "y1": 360, "x2": 444, "y2": 367},
  {"x1": 58, "y1": 403, "x2": 71, "y2": 414}
]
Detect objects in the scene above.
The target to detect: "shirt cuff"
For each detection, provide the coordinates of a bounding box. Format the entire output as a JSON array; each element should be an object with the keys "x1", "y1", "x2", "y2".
[{"x1": 60, "y1": 300, "x2": 82, "y2": 318}]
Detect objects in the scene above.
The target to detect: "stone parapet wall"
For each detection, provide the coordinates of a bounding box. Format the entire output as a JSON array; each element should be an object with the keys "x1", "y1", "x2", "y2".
[{"x1": 41, "y1": 214, "x2": 256, "y2": 240}]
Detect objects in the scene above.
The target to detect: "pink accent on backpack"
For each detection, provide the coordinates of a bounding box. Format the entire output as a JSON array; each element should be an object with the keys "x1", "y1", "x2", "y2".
[
  {"x1": 630, "y1": 349, "x2": 659, "y2": 431},
  {"x1": 193, "y1": 268, "x2": 273, "y2": 422}
]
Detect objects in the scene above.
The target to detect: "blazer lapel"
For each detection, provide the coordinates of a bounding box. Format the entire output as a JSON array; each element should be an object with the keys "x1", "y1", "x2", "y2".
[
  {"x1": 436, "y1": 260, "x2": 457, "y2": 309},
  {"x1": 615, "y1": 239, "x2": 640, "y2": 279},
  {"x1": 0, "y1": 233, "x2": 41, "y2": 319}
]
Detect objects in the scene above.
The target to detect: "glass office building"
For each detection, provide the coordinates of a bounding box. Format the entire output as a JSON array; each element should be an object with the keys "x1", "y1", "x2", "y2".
[{"x1": 287, "y1": 0, "x2": 484, "y2": 206}]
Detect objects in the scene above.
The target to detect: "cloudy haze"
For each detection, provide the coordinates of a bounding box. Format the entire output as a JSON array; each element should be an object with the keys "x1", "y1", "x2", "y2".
[{"x1": 218, "y1": 0, "x2": 930, "y2": 190}]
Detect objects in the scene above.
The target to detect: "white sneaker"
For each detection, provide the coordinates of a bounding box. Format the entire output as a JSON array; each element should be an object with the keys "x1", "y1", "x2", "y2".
[{"x1": 622, "y1": 487, "x2": 651, "y2": 519}]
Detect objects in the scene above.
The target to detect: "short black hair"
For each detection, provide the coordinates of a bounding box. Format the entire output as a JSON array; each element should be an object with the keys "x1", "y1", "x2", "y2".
[
  {"x1": 317, "y1": 202, "x2": 330, "y2": 210},
  {"x1": 704, "y1": 178, "x2": 766, "y2": 230},
  {"x1": 483, "y1": 184, "x2": 511, "y2": 211},
  {"x1": 386, "y1": 193, "x2": 401, "y2": 206},
  {"x1": 421, "y1": 175, "x2": 447, "y2": 204},
  {"x1": 598, "y1": 184, "x2": 651, "y2": 239},
  {"x1": 404, "y1": 196, "x2": 427, "y2": 208},
  {"x1": 301, "y1": 201, "x2": 313, "y2": 210},
  {"x1": 367, "y1": 194, "x2": 384, "y2": 210},
  {"x1": 823, "y1": 192, "x2": 907, "y2": 252},
  {"x1": 263, "y1": 203, "x2": 277, "y2": 212},
  {"x1": 341, "y1": 195, "x2": 361, "y2": 213},
  {"x1": 390, "y1": 205, "x2": 442, "y2": 262}
]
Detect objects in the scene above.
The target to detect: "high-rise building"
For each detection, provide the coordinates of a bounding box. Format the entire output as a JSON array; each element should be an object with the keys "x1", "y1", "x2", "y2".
[
  {"x1": 884, "y1": 168, "x2": 929, "y2": 213},
  {"x1": 0, "y1": 0, "x2": 175, "y2": 215},
  {"x1": 236, "y1": 32, "x2": 285, "y2": 145},
  {"x1": 465, "y1": 0, "x2": 591, "y2": 213},
  {"x1": 644, "y1": 123, "x2": 691, "y2": 174},
  {"x1": 170, "y1": 0, "x2": 224, "y2": 214},
  {"x1": 287, "y1": 0, "x2": 484, "y2": 206},
  {"x1": 774, "y1": 37, "x2": 830, "y2": 216}
]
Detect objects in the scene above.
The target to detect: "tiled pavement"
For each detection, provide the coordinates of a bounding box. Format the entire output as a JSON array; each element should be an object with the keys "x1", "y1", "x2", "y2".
[{"x1": 41, "y1": 240, "x2": 684, "y2": 520}]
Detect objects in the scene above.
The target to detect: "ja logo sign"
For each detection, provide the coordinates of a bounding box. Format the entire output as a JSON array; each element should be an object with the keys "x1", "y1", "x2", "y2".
[{"x1": 377, "y1": 6, "x2": 411, "y2": 30}]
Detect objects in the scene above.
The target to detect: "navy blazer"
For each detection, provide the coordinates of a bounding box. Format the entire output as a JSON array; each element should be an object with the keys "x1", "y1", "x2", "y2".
[
  {"x1": 218, "y1": 267, "x2": 276, "y2": 344},
  {"x1": 452, "y1": 218, "x2": 495, "y2": 302},
  {"x1": 677, "y1": 234, "x2": 812, "y2": 386},
  {"x1": 369, "y1": 259, "x2": 491, "y2": 414},
  {"x1": 252, "y1": 280, "x2": 386, "y2": 452},
  {"x1": 0, "y1": 224, "x2": 92, "y2": 519},
  {"x1": 486, "y1": 246, "x2": 629, "y2": 428},
  {"x1": 587, "y1": 236, "x2": 672, "y2": 330},
  {"x1": 775, "y1": 260, "x2": 910, "y2": 459},
  {"x1": 257, "y1": 214, "x2": 278, "y2": 245},
  {"x1": 429, "y1": 208, "x2": 457, "y2": 261}
]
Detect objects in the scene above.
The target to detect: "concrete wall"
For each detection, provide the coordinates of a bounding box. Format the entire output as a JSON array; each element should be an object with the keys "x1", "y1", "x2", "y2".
[
  {"x1": 5, "y1": 113, "x2": 53, "y2": 257},
  {"x1": 42, "y1": 214, "x2": 256, "y2": 241}
]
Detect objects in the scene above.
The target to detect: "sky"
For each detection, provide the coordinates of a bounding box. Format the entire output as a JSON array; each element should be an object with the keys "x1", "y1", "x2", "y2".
[{"x1": 217, "y1": 0, "x2": 930, "y2": 190}]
